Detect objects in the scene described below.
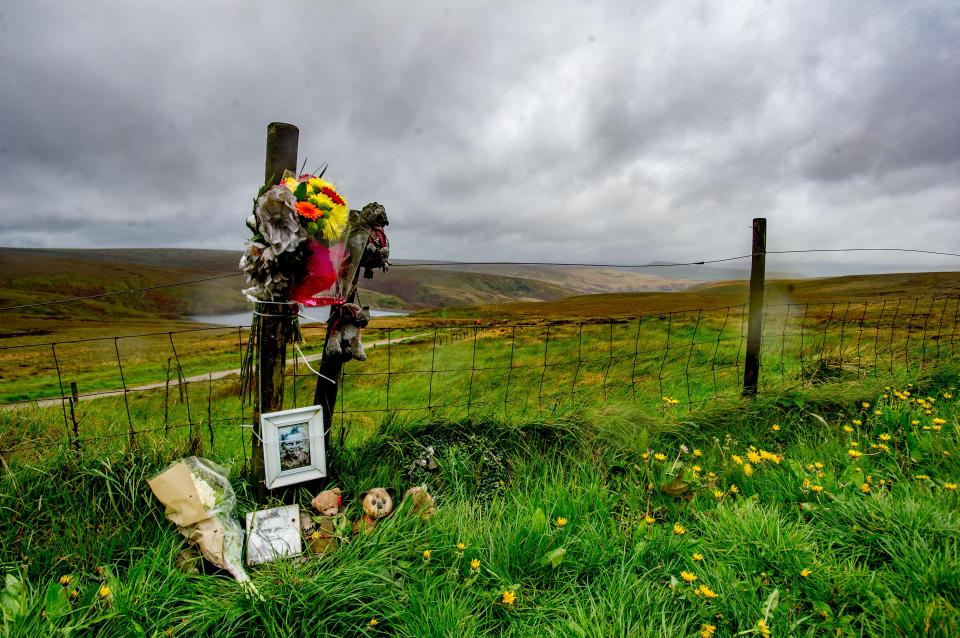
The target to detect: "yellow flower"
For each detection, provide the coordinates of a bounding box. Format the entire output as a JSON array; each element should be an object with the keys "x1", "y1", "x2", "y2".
[
  {"x1": 701, "y1": 622, "x2": 717, "y2": 637},
  {"x1": 912, "y1": 420, "x2": 920, "y2": 426},
  {"x1": 692, "y1": 552, "x2": 704, "y2": 562},
  {"x1": 850, "y1": 441, "x2": 859, "y2": 447},
  {"x1": 862, "y1": 402, "x2": 871, "y2": 409},
  {"x1": 860, "y1": 483, "x2": 870, "y2": 494},
  {"x1": 810, "y1": 485, "x2": 824, "y2": 494},
  {"x1": 673, "y1": 523, "x2": 686, "y2": 535},
  {"x1": 556, "y1": 517, "x2": 568, "y2": 528},
  {"x1": 757, "y1": 619, "x2": 771, "y2": 637},
  {"x1": 731, "y1": 455, "x2": 743, "y2": 465},
  {"x1": 915, "y1": 474, "x2": 931, "y2": 480},
  {"x1": 944, "y1": 392, "x2": 954, "y2": 399},
  {"x1": 878, "y1": 433, "x2": 891, "y2": 441},
  {"x1": 747, "y1": 451, "x2": 762, "y2": 464},
  {"x1": 422, "y1": 550, "x2": 431, "y2": 560},
  {"x1": 680, "y1": 570, "x2": 698, "y2": 583},
  {"x1": 800, "y1": 568, "x2": 812, "y2": 577},
  {"x1": 771, "y1": 424, "x2": 781, "y2": 431},
  {"x1": 945, "y1": 451, "x2": 952, "y2": 458},
  {"x1": 696, "y1": 586, "x2": 718, "y2": 599},
  {"x1": 693, "y1": 448, "x2": 703, "y2": 457},
  {"x1": 471, "y1": 558, "x2": 480, "y2": 570},
  {"x1": 502, "y1": 590, "x2": 516, "y2": 605},
  {"x1": 852, "y1": 419, "x2": 862, "y2": 426},
  {"x1": 456, "y1": 542, "x2": 466, "y2": 551},
  {"x1": 644, "y1": 515, "x2": 656, "y2": 525},
  {"x1": 874, "y1": 409, "x2": 882, "y2": 416},
  {"x1": 311, "y1": 531, "x2": 321, "y2": 541},
  {"x1": 713, "y1": 489, "x2": 724, "y2": 499},
  {"x1": 843, "y1": 425, "x2": 854, "y2": 433},
  {"x1": 692, "y1": 465, "x2": 702, "y2": 472},
  {"x1": 847, "y1": 449, "x2": 862, "y2": 459},
  {"x1": 743, "y1": 463, "x2": 754, "y2": 477},
  {"x1": 69, "y1": 589, "x2": 78, "y2": 600},
  {"x1": 945, "y1": 483, "x2": 958, "y2": 491},
  {"x1": 369, "y1": 618, "x2": 379, "y2": 627},
  {"x1": 654, "y1": 453, "x2": 667, "y2": 462},
  {"x1": 642, "y1": 452, "x2": 650, "y2": 461},
  {"x1": 933, "y1": 418, "x2": 947, "y2": 425},
  {"x1": 97, "y1": 586, "x2": 111, "y2": 600},
  {"x1": 814, "y1": 462, "x2": 824, "y2": 469},
  {"x1": 58, "y1": 575, "x2": 72, "y2": 586},
  {"x1": 729, "y1": 484, "x2": 739, "y2": 494}
]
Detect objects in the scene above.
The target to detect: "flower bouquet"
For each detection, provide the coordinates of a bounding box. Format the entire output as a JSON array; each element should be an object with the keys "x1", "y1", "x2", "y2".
[
  {"x1": 147, "y1": 457, "x2": 250, "y2": 585},
  {"x1": 240, "y1": 170, "x2": 351, "y2": 306}
]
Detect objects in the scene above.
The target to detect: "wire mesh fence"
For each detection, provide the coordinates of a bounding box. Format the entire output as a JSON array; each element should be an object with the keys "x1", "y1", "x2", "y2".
[{"x1": 1, "y1": 295, "x2": 958, "y2": 464}]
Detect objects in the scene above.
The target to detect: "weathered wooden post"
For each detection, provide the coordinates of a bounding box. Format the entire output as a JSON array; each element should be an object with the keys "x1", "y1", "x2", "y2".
[
  {"x1": 251, "y1": 122, "x2": 299, "y2": 495},
  {"x1": 742, "y1": 217, "x2": 767, "y2": 397}
]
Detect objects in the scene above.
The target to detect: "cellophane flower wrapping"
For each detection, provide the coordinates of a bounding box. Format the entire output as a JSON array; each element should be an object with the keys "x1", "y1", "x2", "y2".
[{"x1": 148, "y1": 457, "x2": 250, "y2": 584}]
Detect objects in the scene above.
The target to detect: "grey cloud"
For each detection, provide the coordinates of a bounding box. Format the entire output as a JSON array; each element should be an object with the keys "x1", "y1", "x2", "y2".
[{"x1": 0, "y1": 0, "x2": 958, "y2": 273}]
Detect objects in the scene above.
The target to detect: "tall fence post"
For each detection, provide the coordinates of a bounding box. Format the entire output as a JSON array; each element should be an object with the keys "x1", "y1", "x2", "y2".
[
  {"x1": 251, "y1": 122, "x2": 299, "y2": 496},
  {"x1": 742, "y1": 218, "x2": 767, "y2": 396}
]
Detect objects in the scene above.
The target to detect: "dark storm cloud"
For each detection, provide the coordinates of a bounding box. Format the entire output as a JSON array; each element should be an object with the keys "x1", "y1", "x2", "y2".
[{"x1": 0, "y1": 0, "x2": 958, "y2": 271}]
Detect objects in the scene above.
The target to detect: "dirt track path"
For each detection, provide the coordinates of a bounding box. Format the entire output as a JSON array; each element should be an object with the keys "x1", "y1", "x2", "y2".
[{"x1": 4, "y1": 333, "x2": 428, "y2": 411}]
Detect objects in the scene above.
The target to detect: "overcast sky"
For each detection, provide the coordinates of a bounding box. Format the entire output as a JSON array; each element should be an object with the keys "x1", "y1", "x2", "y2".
[{"x1": 1, "y1": 0, "x2": 958, "y2": 272}]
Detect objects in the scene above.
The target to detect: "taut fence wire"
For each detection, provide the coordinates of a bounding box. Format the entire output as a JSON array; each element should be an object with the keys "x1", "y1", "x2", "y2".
[{"x1": 2, "y1": 294, "x2": 959, "y2": 465}]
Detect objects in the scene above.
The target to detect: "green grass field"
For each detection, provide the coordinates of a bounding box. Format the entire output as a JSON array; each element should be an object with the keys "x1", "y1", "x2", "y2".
[{"x1": 2, "y1": 272, "x2": 960, "y2": 636}]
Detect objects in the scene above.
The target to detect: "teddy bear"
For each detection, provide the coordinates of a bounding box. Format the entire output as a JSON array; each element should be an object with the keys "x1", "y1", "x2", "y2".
[
  {"x1": 402, "y1": 486, "x2": 436, "y2": 519},
  {"x1": 325, "y1": 303, "x2": 370, "y2": 362},
  {"x1": 302, "y1": 487, "x2": 343, "y2": 554},
  {"x1": 352, "y1": 487, "x2": 395, "y2": 533}
]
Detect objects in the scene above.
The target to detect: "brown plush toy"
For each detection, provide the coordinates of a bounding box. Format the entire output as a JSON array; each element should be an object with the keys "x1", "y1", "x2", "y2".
[
  {"x1": 403, "y1": 486, "x2": 437, "y2": 519},
  {"x1": 304, "y1": 488, "x2": 343, "y2": 554},
  {"x1": 353, "y1": 487, "x2": 395, "y2": 533}
]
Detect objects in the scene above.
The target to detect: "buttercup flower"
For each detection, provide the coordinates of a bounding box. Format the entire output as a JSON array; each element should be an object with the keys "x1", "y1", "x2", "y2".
[
  {"x1": 692, "y1": 552, "x2": 704, "y2": 561},
  {"x1": 654, "y1": 453, "x2": 667, "y2": 462},
  {"x1": 743, "y1": 463, "x2": 754, "y2": 477},
  {"x1": 369, "y1": 618, "x2": 379, "y2": 627},
  {"x1": 695, "y1": 585, "x2": 718, "y2": 599},
  {"x1": 471, "y1": 559, "x2": 480, "y2": 570},
  {"x1": 556, "y1": 517, "x2": 568, "y2": 528},
  {"x1": 945, "y1": 483, "x2": 958, "y2": 491},
  {"x1": 693, "y1": 449, "x2": 703, "y2": 457},
  {"x1": 757, "y1": 619, "x2": 771, "y2": 637},
  {"x1": 422, "y1": 550, "x2": 431, "y2": 560},
  {"x1": 771, "y1": 424, "x2": 781, "y2": 431},
  {"x1": 680, "y1": 571, "x2": 697, "y2": 583},
  {"x1": 701, "y1": 623, "x2": 717, "y2": 637},
  {"x1": 502, "y1": 591, "x2": 516, "y2": 605},
  {"x1": 456, "y1": 542, "x2": 466, "y2": 551},
  {"x1": 673, "y1": 523, "x2": 686, "y2": 535},
  {"x1": 800, "y1": 568, "x2": 812, "y2": 577}
]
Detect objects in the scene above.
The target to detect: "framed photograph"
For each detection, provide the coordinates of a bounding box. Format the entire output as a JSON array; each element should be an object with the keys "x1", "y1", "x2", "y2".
[
  {"x1": 261, "y1": 405, "x2": 326, "y2": 489},
  {"x1": 245, "y1": 505, "x2": 302, "y2": 565}
]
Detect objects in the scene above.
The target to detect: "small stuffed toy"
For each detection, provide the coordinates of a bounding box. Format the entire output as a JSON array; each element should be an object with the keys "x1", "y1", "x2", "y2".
[
  {"x1": 353, "y1": 487, "x2": 395, "y2": 533},
  {"x1": 403, "y1": 486, "x2": 436, "y2": 519},
  {"x1": 304, "y1": 488, "x2": 343, "y2": 554},
  {"x1": 325, "y1": 303, "x2": 370, "y2": 362}
]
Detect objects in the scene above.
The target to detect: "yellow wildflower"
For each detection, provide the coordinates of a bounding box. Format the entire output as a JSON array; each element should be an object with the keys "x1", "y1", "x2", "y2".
[
  {"x1": 713, "y1": 489, "x2": 724, "y2": 499},
  {"x1": 860, "y1": 483, "x2": 871, "y2": 494},
  {"x1": 933, "y1": 418, "x2": 947, "y2": 425},
  {"x1": 878, "y1": 433, "x2": 891, "y2": 441},
  {"x1": 874, "y1": 409, "x2": 882, "y2": 416},
  {"x1": 915, "y1": 474, "x2": 931, "y2": 480},
  {"x1": 58, "y1": 575, "x2": 72, "y2": 586},
  {"x1": 800, "y1": 568, "x2": 812, "y2": 577},
  {"x1": 731, "y1": 455, "x2": 744, "y2": 465},
  {"x1": 642, "y1": 452, "x2": 650, "y2": 461},
  {"x1": 760, "y1": 450, "x2": 781, "y2": 463},
  {"x1": 693, "y1": 448, "x2": 703, "y2": 457},
  {"x1": 457, "y1": 542, "x2": 466, "y2": 551},
  {"x1": 69, "y1": 589, "x2": 78, "y2": 600},
  {"x1": 701, "y1": 622, "x2": 717, "y2": 637},
  {"x1": 692, "y1": 552, "x2": 704, "y2": 562},
  {"x1": 502, "y1": 590, "x2": 516, "y2": 605},
  {"x1": 369, "y1": 618, "x2": 379, "y2": 627},
  {"x1": 944, "y1": 392, "x2": 954, "y2": 399},
  {"x1": 729, "y1": 484, "x2": 739, "y2": 494},
  {"x1": 847, "y1": 449, "x2": 862, "y2": 459},
  {"x1": 912, "y1": 420, "x2": 920, "y2": 426},
  {"x1": 814, "y1": 462, "x2": 824, "y2": 469},
  {"x1": 862, "y1": 402, "x2": 871, "y2": 409},
  {"x1": 757, "y1": 619, "x2": 771, "y2": 638},
  {"x1": 654, "y1": 453, "x2": 667, "y2": 462},
  {"x1": 311, "y1": 531, "x2": 320, "y2": 541},
  {"x1": 843, "y1": 425, "x2": 854, "y2": 433},
  {"x1": 692, "y1": 465, "x2": 702, "y2": 472},
  {"x1": 743, "y1": 463, "x2": 754, "y2": 477},
  {"x1": 644, "y1": 515, "x2": 656, "y2": 525},
  {"x1": 97, "y1": 586, "x2": 111, "y2": 600},
  {"x1": 945, "y1": 483, "x2": 958, "y2": 491},
  {"x1": 696, "y1": 586, "x2": 718, "y2": 599},
  {"x1": 771, "y1": 424, "x2": 781, "y2": 431},
  {"x1": 810, "y1": 485, "x2": 824, "y2": 493},
  {"x1": 673, "y1": 523, "x2": 686, "y2": 535},
  {"x1": 556, "y1": 517, "x2": 568, "y2": 528},
  {"x1": 747, "y1": 451, "x2": 762, "y2": 464},
  {"x1": 680, "y1": 571, "x2": 697, "y2": 583},
  {"x1": 471, "y1": 558, "x2": 480, "y2": 570},
  {"x1": 850, "y1": 441, "x2": 859, "y2": 447},
  {"x1": 422, "y1": 550, "x2": 431, "y2": 560},
  {"x1": 852, "y1": 419, "x2": 862, "y2": 426}
]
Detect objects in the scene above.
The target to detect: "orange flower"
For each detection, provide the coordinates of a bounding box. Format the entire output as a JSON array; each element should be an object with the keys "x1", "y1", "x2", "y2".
[{"x1": 295, "y1": 201, "x2": 323, "y2": 220}]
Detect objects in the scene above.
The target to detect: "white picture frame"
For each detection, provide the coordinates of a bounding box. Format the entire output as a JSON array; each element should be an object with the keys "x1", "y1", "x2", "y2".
[{"x1": 261, "y1": 405, "x2": 326, "y2": 489}]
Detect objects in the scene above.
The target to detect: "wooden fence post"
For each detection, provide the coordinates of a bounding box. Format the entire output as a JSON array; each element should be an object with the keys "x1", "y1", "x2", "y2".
[
  {"x1": 742, "y1": 217, "x2": 767, "y2": 397},
  {"x1": 251, "y1": 122, "x2": 299, "y2": 496}
]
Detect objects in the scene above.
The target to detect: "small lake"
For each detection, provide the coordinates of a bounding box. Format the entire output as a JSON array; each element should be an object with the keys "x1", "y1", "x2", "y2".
[{"x1": 187, "y1": 308, "x2": 408, "y2": 326}]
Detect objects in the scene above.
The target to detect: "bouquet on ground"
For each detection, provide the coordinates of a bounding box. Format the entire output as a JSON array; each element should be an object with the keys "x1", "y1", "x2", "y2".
[
  {"x1": 240, "y1": 169, "x2": 351, "y2": 306},
  {"x1": 147, "y1": 457, "x2": 250, "y2": 585}
]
